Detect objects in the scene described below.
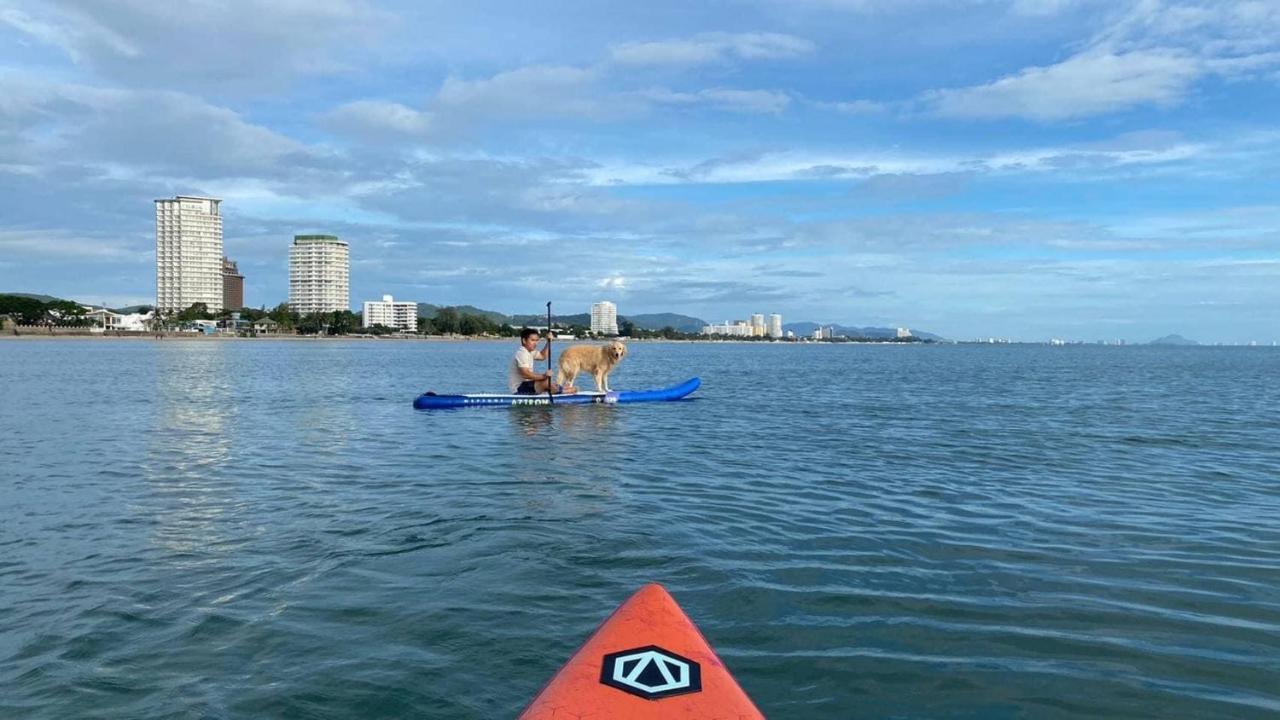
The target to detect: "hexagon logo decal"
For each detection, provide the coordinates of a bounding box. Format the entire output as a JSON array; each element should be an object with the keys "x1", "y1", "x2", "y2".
[{"x1": 600, "y1": 645, "x2": 702, "y2": 700}]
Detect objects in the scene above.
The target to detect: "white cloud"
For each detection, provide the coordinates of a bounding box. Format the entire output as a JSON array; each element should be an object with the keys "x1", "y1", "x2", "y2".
[
  {"x1": 582, "y1": 134, "x2": 1207, "y2": 187},
  {"x1": 642, "y1": 87, "x2": 791, "y2": 114},
  {"x1": 0, "y1": 2, "x2": 138, "y2": 61},
  {"x1": 0, "y1": 0, "x2": 389, "y2": 91},
  {"x1": 924, "y1": 50, "x2": 1202, "y2": 120},
  {"x1": 820, "y1": 99, "x2": 890, "y2": 114},
  {"x1": 611, "y1": 32, "x2": 815, "y2": 67},
  {"x1": 699, "y1": 88, "x2": 790, "y2": 113},
  {"x1": 434, "y1": 65, "x2": 616, "y2": 120},
  {"x1": 0, "y1": 229, "x2": 146, "y2": 260},
  {"x1": 0, "y1": 72, "x2": 331, "y2": 180},
  {"x1": 325, "y1": 100, "x2": 433, "y2": 137}
]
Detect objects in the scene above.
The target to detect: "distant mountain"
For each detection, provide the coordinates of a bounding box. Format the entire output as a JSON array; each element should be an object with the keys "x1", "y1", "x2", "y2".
[
  {"x1": 625, "y1": 313, "x2": 707, "y2": 333},
  {"x1": 501, "y1": 311, "x2": 709, "y2": 333},
  {"x1": 417, "y1": 304, "x2": 509, "y2": 324},
  {"x1": 1149, "y1": 334, "x2": 1199, "y2": 346},
  {"x1": 3, "y1": 292, "x2": 66, "y2": 303},
  {"x1": 784, "y1": 322, "x2": 945, "y2": 341},
  {"x1": 510, "y1": 312, "x2": 590, "y2": 327}
]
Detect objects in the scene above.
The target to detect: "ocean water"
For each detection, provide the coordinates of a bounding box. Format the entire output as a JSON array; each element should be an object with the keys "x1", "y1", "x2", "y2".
[{"x1": 1, "y1": 339, "x2": 1278, "y2": 719}]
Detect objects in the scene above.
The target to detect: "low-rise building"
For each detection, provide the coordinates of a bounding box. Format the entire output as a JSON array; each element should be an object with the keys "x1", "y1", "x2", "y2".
[
  {"x1": 363, "y1": 294, "x2": 418, "y2": 332},
  {"x1": 702, "y1": 320, "x2": 753, "y2": 337},
  {"x1": 253, "y1": 318, "x2": 282, "y2": 334}
]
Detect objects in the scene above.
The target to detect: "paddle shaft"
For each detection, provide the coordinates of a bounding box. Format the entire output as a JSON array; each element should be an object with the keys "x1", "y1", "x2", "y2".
[{"x1": 546, "y1": 301, "x2": 553, "y2": 403}]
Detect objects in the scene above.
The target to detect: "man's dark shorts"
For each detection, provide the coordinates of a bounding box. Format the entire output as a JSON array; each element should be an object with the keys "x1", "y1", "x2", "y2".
[{"x1": 515, "y1": 380, "x2": 537, "y2": 395}]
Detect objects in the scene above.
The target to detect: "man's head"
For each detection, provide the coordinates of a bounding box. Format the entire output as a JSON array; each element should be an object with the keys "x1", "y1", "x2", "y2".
[{"x1": 520, "y1": 327, "x2": 539, "y2": 349}]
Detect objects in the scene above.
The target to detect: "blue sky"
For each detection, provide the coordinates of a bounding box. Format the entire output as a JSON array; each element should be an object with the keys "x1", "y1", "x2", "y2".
[{"x1": 1, "y1": 0, "x2": 1277, "y2": 342}]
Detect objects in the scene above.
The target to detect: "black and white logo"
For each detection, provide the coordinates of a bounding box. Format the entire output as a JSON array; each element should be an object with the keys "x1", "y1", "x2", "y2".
[{"x1": 600, "y1": 645, "x2": 702, "y2": 700}]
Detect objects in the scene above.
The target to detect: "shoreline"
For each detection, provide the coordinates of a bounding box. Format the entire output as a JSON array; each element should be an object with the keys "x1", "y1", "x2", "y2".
[{"x1": 0, "y1": 332, "x2": 922, "y2": 345}]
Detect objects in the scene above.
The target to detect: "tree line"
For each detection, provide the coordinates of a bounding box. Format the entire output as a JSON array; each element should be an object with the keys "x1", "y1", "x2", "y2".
[
  {"x1": 165, "y1": 302, "x2": 523, "y2": 337},
  {"x1": 0, "y1": 294, "x2": 96, "y2": 325}
]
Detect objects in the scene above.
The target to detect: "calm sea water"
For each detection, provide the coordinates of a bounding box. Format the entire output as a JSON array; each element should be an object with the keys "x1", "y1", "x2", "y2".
[{"x1": 1, "y1": 339, "x2": 1278, "y2": 719}]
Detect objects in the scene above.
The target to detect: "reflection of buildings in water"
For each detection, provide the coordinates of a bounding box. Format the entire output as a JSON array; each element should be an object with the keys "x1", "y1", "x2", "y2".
[
  {"x1": 143, "y1": 341, "x2": 238, "y2": 558},
  {"x1": 509, "y1": 405, "x2": 554, "y2": 439},
  {"x1": 276, "y1": 343, "x2": 354, "y2": 451},
  {"x1": 508, "y1": 405, "x2": 620, "y2": 513},
  {"x1": 507, "y1": 403, "x2": 621, "y2": 443},
  {"x1": 509, "y1": 404, "x2": 624, "y2": 476}
]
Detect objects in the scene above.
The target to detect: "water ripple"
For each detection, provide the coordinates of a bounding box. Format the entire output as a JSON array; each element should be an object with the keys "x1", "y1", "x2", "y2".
[{"x1": 1, "y1": 341, "x2": 1278, "y2": 718}]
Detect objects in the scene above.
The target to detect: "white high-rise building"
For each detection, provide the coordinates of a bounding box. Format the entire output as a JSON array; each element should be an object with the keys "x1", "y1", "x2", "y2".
[
  {"x1": 363, "y1": 295, "x2": 417, "y2": 332},
  {"x1": 289, "y1": 235, "x2": 349, "y2": 315},
  {"x1": 591, "y1": 301, "x2": 618, "y2": 335},
  {"x1": 768, "y1": 314, "x2": 783, "y2": 338},
  {"x1": 155, "y1": 195, "x2": 224, "y2": 314},
  {"x1": 701, "y1": 321, "x2": 753, "y2": 337}
]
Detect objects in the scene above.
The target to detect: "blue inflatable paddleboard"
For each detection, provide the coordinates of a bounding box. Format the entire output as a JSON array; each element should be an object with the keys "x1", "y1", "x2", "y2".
[{"x1": 413, "y1": 377, "x2": 700, "y2": 410}]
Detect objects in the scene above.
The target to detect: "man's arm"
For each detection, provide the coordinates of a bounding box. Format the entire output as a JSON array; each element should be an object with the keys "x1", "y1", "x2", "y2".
[
  {"x1": 533, "y1": 338, "x2": 552, "y2": 361},
  {"x1": 518, "y1": 353, "x2": 551, "y2": 381},
  {"x1": 518, "y1": 364, "x2": 548, "y2": 381}
]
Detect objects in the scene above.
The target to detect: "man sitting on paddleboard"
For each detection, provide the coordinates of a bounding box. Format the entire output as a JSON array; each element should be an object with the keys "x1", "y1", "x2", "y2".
[{"x1": 510, "y1": 328, "x2": 577, "y2": 395}]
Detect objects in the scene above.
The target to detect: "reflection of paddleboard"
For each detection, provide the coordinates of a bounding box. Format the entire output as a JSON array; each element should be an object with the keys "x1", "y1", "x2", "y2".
[
  {"x1": 519, "y1": 583, "x2": 763, "y2": 719},
  {"x1": 412, "y1": 377, "x2": 700, "y2": 410}
]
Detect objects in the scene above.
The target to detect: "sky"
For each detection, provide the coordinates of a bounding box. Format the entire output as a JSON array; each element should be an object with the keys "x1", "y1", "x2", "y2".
[{"x1": 1, "y1": 0, "x2": 1277, "y2": 343}]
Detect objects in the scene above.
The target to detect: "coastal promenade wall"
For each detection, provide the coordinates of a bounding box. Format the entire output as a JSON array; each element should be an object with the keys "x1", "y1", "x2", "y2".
[{"x1": 6, "y1": 325, "x2": 157, "y2": 338}]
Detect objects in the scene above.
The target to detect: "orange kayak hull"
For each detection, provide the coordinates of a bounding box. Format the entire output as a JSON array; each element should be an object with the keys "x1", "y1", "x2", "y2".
[{"x1": 519, "y1": 583, "x2": 764, "y2": 719}]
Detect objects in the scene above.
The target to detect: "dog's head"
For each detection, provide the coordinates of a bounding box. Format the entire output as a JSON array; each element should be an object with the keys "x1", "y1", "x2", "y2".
[{"x1": 607, "y1": 340, "x2": 627, "y2": 362}]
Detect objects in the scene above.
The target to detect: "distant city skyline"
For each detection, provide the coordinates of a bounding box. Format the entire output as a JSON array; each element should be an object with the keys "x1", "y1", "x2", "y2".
[{"x1": 1, "y1": 1, "x2": 1277, "y2": 344}]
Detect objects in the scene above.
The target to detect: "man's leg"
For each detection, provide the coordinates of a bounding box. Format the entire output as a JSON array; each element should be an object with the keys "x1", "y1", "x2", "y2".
[{"x1": 535, "y1": 377, "x2": 577, "y2": 394}]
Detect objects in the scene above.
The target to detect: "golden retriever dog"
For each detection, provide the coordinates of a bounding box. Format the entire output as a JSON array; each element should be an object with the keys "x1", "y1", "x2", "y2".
[{"x1": 556, "y1": 340, "x2": 627, "y2": 392}]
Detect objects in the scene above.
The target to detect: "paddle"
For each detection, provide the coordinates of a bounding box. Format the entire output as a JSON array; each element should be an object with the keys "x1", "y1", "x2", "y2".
[{"x1": 545, "y1": 301, "x2": 554, "y2": 404}]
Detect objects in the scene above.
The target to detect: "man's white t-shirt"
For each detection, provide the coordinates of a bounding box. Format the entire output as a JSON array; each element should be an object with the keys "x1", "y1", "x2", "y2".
[{"x1": 509, "y1": 347, "x2": 536, "y2": 392}]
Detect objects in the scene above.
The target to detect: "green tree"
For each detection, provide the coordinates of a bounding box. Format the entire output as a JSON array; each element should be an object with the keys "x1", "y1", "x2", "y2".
[
  {"x1": 327, "y1": 310, "x2": 357, "y2": 335},
  {"x1": 176, "y1": 303, "x2": 213, "y2": 322},
  {"x1": 46, "y1": 300, "x2": 88, "y2": 325},
  {"x1": 459, "y1": 313, "x2": 486, "y2": 335},
  {"x1": 434, "y1": 307, "x2": 460, "y2": 334},
  {"x1": 0, "y1": 295, "x2": 48, "y2": 324},
  {"x1": 268, "y1": 303, "x2": 295, "y2": 330},
  {"x1": 297, "y1": 312, "x2": 327, "y2": 335}
]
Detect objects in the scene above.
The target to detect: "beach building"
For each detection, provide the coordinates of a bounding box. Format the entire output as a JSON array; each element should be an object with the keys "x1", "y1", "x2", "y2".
[
  {"x1": 222, "y1": 257, "x2": 244, "y2": 311},
  {"x1": 363, "y1": 294, "x2": 417, "y2": 332},
  {"x1": 768, "y1": 314, "x2": 783, "y2": 338},
  {"x1": 83, "y1": 307, "x2": 152, "y2": 332},
  {"x1": 156, "y1": 195, "x2": 223, "y2": 314},
  {"x1": 84, "y1": 308, "x2": 121, "y2": 330},
  {"x1": 289, "y1": 235, "x2": 349, "y2": 315},
  {"x1": 897, "y1": 327, "x2": 912, "y2": 338},
  {"x1": 591, "y1": 301, "x2": 618, "y2": 335},
  {"x1": 750, "y1": 314, "x2": 765, "y2": 337},
  {"x1": 252, "y1": 318, "x2": 282, "y2": 334},
  {"x1": 702, "y1": 320, "x2": 753, "y2": 337}
]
